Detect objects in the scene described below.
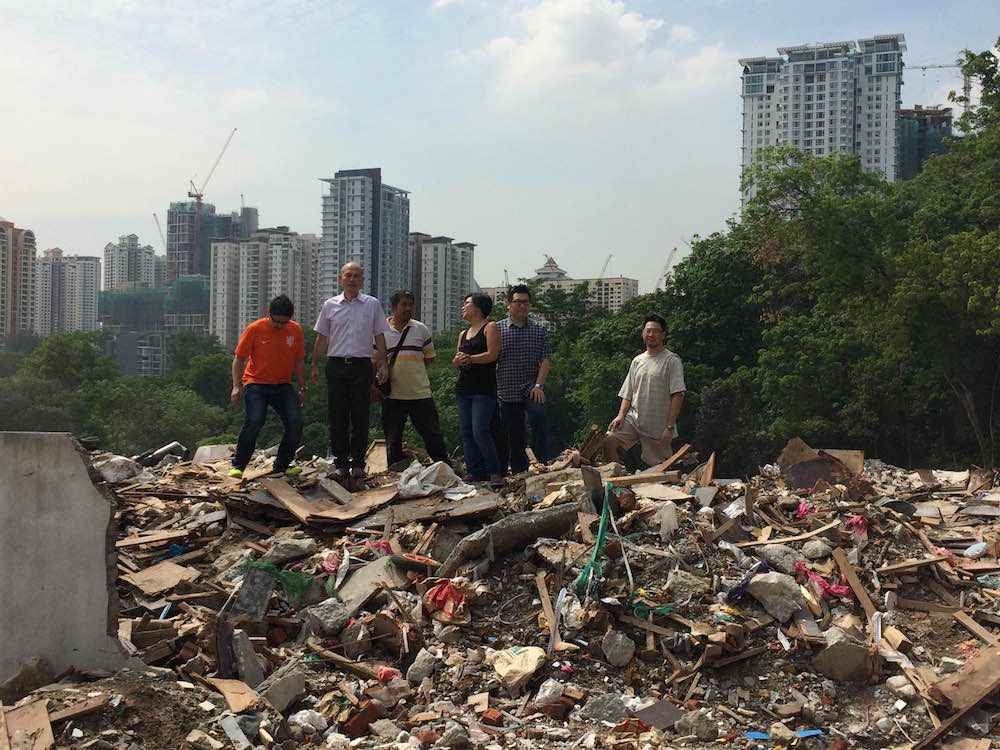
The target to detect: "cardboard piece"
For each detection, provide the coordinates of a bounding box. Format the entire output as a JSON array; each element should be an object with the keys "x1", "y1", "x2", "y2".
[
  {"x1": 121, "y1": 560, "x2": 200, "y2": 595},
  {"x1": 3, "y1": 700, "x2": 54, "y2": 750},
  {"x1": 203, "y1": 678, "x2": 261, "y2": 713}
]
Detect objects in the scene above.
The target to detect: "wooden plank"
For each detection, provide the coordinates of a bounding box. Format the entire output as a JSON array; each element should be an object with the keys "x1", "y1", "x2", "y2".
[
  {"x1": 242, "y1": 459, "x2": 275, "y2": 481},
  {"x1": 914, "y1": 671, "x2": 1000, "y2": 749},
  {"x1": 365, "y1": 440, "x2": 389, "y2": 476},
  {"x1": 702, "y1": 452, "x2": 716, "y2": 485},
  {"x1": 201, "y1": 677, "x2": 260, "y2": 713},
  {"x1": 647, "y1": 443, "x2": 691, "y2": 473},
  {"x1": 897, "y1": 598, "x2": 961, "y2": 614},
  {"x1": 262, "y1": 478, "x2": 397, "y2": 524},
  {"x1": 120, "y1": 560, "x2": 200, "y2": 595},
  {"x1": 736, "y1": 519, "x2": 841, "y2": 549},
  {"x1": 47, "y1": 695, "x2": 107, "y2": 723},
  {"x1": 319, "y1": 478, "x2": 355, "y2": 505},
  {"x1": 953, "y1": 611, "x2": 1000, "y2": 646},
  {"x1": 608, "y1": 471, "x2": 682, "y2": 487},
  {"x1": 619, "y1": 613, "x2": 679, "y2": 637},
  {"x1": 630, "y1": 484, "x2": 691, "y2": 502},
  {"x1": 115, "y1": 529, "x2": 189, "y2": 548},
  {"x1": 0, "y1": 701, "x2": 11, "y2": 750},
  {"x1": 231, "y1": 515, "x2": 275, "y2": 535},
  {"x1": 832, "y1": 547, "x2": 878, "y2": 624},
  {"x1": 3, "y1": 700, "x2": 54, "y2": 750},
  {"x1": 307, "y1": 638, "x2": 381, "y2": 680},
  {"x1": 876, "y1": 556, "x2": 950, "y2": 575}
]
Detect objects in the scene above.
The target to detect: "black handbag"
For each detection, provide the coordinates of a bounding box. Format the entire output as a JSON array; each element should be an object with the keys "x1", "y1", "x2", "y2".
[{"x1": 376, "y1": 324, "x2": 412, "y2": 399}]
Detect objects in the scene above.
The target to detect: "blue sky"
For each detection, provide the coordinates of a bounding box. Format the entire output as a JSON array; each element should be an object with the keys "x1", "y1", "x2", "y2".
[{"x1": 1, "y1": 0, "x2": 997, "y2": 291}]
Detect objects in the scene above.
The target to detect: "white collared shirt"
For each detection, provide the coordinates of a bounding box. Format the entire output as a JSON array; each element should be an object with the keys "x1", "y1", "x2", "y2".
[{"x1": 314, "y1": 293, "x2": 390, "y2": 357}]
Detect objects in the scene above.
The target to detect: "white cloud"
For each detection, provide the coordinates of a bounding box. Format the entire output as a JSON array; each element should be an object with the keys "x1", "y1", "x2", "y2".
[
  {"x1": 432, "y1": 0, "x2": 464, "y2": 8},
  {"x1": 668, "y1": 24, "x2": 695, "y2": 43},
  {"x1": 454, "y1": 0, "x2": 730, "y2": 108}
]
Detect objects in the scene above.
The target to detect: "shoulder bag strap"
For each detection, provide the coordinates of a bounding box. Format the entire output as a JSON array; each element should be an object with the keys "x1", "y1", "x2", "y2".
[{"x1": 387, "y1": 324, "x2": 412, "y2": 374}]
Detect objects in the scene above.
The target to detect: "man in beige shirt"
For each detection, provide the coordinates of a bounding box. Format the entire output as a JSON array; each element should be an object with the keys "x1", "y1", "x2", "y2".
[{"x1": 604, "y1": 313, "x2": 686, "y2": 466}]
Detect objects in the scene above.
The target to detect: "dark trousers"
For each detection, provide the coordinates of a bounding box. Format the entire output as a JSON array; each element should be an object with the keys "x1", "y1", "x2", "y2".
[
  {"x1": 234, "y1": 383, "x2": 302, "y2": 471},
  {"x1": 381, "y1": 397, "x2": 449, "y2": 466},
  {"x1": 326, "y1": 357, "x2": 373, "y2": 470},
  {"x1": 495, "y1": 400, "x2": 529, "y2": 474},
  {"x1": 496, "y1": 399, "x2": 551, "y2": 473},
  {"x1": 526, "y1": 399, "x2": 551, "y2": 464}
]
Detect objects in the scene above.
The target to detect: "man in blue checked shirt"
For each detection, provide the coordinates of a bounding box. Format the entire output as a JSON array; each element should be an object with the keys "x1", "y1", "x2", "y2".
[{"x1": 494, "y1": 284, "x2": 553, "y2": 474}]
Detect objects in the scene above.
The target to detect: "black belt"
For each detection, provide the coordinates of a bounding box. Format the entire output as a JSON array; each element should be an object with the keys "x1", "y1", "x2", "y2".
[{"x1": 327, "y1": 356, "x2": 371, "y2": 365}]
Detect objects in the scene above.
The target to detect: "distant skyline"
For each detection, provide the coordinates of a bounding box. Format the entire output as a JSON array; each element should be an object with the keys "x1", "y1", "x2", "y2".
[{"x1": 2, "y1": 0, "x2": 997, "y2": 291}]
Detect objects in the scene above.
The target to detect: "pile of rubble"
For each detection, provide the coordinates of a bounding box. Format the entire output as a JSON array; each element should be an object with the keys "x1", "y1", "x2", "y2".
[{"x1": 3, "y1": 435, "x2": 1000, "y2": 750}]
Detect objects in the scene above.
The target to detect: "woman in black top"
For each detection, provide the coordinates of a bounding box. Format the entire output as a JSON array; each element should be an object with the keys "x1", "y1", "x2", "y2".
[{"x1": 453, "y1": 293, "x2": 502, "y2": 488}]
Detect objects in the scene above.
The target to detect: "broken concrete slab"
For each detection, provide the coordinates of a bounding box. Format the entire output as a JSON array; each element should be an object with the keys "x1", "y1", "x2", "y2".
[
  {"x1": 759, "y1": 543, "x2": 806, "y2": 575},
  {"x1": 747, "y1": 572, "x2": 805, "y2": 622},
  {"x1": 438, "y1": 502, "x2": 582, "y2": 577},
  {"x1": 232, "y1": 629, "x2": 265, "y2": 688},
  {"x1": 338, "y1": 556, "x2": 410, "y2": 613},
  {"x1": 258, "y1": 661, "x2": 307, "y2": 713},
  {"x1": 813, "y1": 635, "x2": 874, "y2": 683},
  {"x1": 192, "y1": 443, "x2": 234, "y2": 465},
  {"x1": 0, "y1": 432, "x2": 127, "y2": 686}
]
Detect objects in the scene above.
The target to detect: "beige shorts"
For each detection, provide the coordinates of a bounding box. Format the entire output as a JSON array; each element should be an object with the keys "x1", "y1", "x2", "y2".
[{"x1": 607, "y1": 418, "x2": 674, "y2": 466}]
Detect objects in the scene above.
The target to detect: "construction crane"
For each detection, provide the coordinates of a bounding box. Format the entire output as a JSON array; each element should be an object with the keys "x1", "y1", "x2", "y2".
[
  {"x1": 188, "y1": 128, "x2": 238, "y2": 204},
  {"x1": 655, "y1": 247, "x2": 679, "y2": 291},
  {"x1": 181, "y1": 128, "x2": 238, "y2": 276},
  {"x1": 598, "y1": 253, "x2": 613, "y2": 278},
  {"x1": 911, "y1": 63, "x2": 972, "y2": 115},
  {"x1": 152, "y1": 213, "x2": 167, "y2": 252}
]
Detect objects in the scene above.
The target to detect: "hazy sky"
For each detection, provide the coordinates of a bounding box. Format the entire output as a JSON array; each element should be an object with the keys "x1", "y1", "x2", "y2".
[{"x1": 1, "y1": 0, "x2": 996, "y2": 291}]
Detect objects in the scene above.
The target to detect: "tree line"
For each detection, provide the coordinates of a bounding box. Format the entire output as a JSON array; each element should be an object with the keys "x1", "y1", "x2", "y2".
[{"x1": 2, "y1": 42, "x2": 998, "y2": 476}]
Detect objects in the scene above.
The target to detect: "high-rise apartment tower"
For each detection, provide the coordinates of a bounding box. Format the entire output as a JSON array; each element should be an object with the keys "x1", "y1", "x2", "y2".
[
  {"x1": 104, "y1": 234, "x2": 158, "y2": 291},
  {"x1": 34, "y1": 249, "x2": 101, "y2": 336},
  {"x1": 320, "y1": 168, "x2": 410, "y2": 306},
  {"x1": 0, "y1": 217, "x2": 37, "y2": 337},
  {"x1": 739, "y1": 34, "x2": 905, "y2": 200}
]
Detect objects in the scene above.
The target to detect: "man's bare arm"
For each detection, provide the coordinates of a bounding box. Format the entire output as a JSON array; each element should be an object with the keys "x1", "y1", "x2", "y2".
[
  {"x1": 230, "y1": 357, "x2": 247, "y2": 404},
  {"x1": 310, "y1": 335, "x2": 327, "y2": 383}
]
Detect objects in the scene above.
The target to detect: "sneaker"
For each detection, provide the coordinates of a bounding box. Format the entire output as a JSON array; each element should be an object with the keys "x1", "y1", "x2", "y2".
[
  {"x1": 349, "y1": 466, "x2": 366, "y2": 481},
  {"x1": 284, "y1": 466, "x2": 302, "y2": 478},
  {"x1": 488, "y1": 474, "x2": 505, "y2": 490},
  {"x1": 228, "y1": 468, "x2": 244, "y2": 479}
]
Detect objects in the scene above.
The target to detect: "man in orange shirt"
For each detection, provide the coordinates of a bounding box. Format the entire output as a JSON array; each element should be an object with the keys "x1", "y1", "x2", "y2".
[{"x1": 228, "y1": 295, "x2": 307, "y2": 479}]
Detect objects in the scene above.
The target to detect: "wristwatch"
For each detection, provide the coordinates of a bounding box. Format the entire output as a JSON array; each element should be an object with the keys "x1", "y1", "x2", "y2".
[{"x1": 534, "y1": 383, "x2": 544, "y2": 389}]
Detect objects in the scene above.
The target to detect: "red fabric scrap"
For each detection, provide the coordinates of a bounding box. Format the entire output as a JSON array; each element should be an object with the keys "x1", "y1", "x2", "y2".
[
  {"x1": 376, "y1": 666, "x2": 402, "y2": 682},
  {"x1": 794, "y1": 560, "x2": 854, "y2": 599},
  {"x1": 365, "y1": 539, "x2": 394, "y2": 556},
  {"x1": 846, "y1": 514, "x2": 868, "y2": 539},
  {"x1": 423, "y1": 579, "x2": 470, "y2": 625},
  {"x1": 322, "y1": 552, "x2": 341, "y2": 574},
  {"x1": 795, "y1": 500, "x2": 814, "y2": 519}
]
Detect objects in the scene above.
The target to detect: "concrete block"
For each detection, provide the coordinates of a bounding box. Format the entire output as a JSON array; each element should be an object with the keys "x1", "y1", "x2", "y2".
[{"x1": 0, "y1": 432, "x2": 126, "y2": 685}]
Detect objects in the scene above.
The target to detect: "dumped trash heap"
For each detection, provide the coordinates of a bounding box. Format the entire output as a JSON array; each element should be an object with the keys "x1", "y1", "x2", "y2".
[{"x1": 4, "y1": 435, "x2": 1000, "y2": 749}]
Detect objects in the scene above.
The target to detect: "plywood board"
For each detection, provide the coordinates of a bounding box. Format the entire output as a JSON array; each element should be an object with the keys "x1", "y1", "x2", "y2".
[
  {"x1": 365, "y1": 440, "x2": 389, "y2": 475},
  {"x1": 3, "y1": 701, "x2": 54, "y2": 750},
  {"x1": 115, "y1": 529, "x2": 189, "y2": 548},
  {"x1": 630, "y1": 484, "x2": 691, "y2": 502},
  {"x1": 121, "y1": 560, "x2": 200, "y2": 595},
  {"x1": 203, "y1": 678, "x2": 260, "y2": 713},
  {"x1": 262, "y1": 478, "x2": 397, "y2": 524}
]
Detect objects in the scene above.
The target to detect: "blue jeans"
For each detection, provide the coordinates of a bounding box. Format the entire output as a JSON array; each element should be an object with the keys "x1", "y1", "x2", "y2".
[
  {"x1": 234, "y1": 383, "x2": 303, "y2": 471},
  {"x1": 457, "y1": 393, "x2": 500, "y2": 478}
]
